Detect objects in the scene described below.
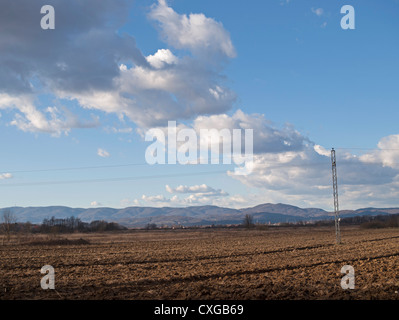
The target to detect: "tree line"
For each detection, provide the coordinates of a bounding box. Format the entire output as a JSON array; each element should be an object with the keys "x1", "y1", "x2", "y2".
[
  {"x1": 1, "y1": 209, "x2": 126, "y2": 241},
  {"x1": 40, "y1": 216, "x2": 126, "y2": 233}
]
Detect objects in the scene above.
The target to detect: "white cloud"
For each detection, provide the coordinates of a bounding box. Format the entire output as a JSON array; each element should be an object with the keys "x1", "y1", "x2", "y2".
[
  {"x1": 90, "y1": 201, "x2": 102, "y2": 207},
  {"x1": 0, "y1": 94, "x2": 66, "y2": 135},
  {"x1": 1, "y1": 0, "x2": 237, "y2": 133},
  {"x1": 0, "y1": 93, "x2": 98, "y2": 136},
  {"x1": 141, "y1": 194, "x2": 170, "y2": 203},
  {"x1": 140, "y1": 109, "x2": 309, "y2": 156},
  {"x1": 192, "y1": 110, "x2": 309, "y2": 154},
  {"x1": 97, "y1": 148, "x2": 110, "y2": 158},
  {"x1": 311, "y1": 8, "x2": 324, "y2": 16},
  {"x1": 166, "y1": 184, "x2": 228, "y2": 197},
  {"x1": 120, "y1": 198, "x2": 140, "y2": 207},
  {"x1": 314, "y1": 144, "x2": 330, "y2": 157},
  {"x1": 137, "y1": 184, "x2": 232, "y2": 208},
  {"x1": 137, "y1": 183, "x2": 230, "y2": 208},
  {"x1": 136, "y1": 191, "x2": 272, "y2": 209},
  {"x1": 52, "y1": 0, "x2": 237, "y2": 129},
  {"x1": 104, "y1": 126, "x2": 133, "y2": 134},
  {"x1": 0, "y1": 173, "x2": 13, "y2": 180},
  {"x1": 359, "y1": 135, "x2": 399, "y2": 169},
  {"x1": 148, "y1": 0, "x2": 236, "y2": 59},
  {"x1": 137, "y1": 183, "x2": 232, "y2": 208},
  {"x1": 2, "y1": 0, "x2": 398, "y2": 212},
  {"x1": 227, "y1": 135, "x2": 399, "y2": 210},
  {"x1": 146, "y1": 49, "x2": 178, "y2": 69}
]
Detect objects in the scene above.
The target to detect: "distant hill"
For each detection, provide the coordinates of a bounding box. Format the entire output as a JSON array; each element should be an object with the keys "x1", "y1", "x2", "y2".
[
  {"x1": 240, "y1": 203, "x2": 328, "y2": 217},
  {"x1": 2, "y1": 203, "x2": 399, "y2": 228}
]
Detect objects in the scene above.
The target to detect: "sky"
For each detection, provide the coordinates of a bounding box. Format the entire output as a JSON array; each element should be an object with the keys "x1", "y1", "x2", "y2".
[{"x1": 0, "y1": 0, "x2": 398, "y2": 211}]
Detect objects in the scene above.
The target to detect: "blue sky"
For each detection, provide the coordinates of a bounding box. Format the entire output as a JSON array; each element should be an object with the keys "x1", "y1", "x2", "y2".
[{"x1": 0, "y1": 0, "x2": 398, "y2": 211}]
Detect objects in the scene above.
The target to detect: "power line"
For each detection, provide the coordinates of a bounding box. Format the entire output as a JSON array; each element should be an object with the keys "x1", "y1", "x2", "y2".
[
  {"x1": 1, "y1": 145, "x2": 399, "y2": 175},
  {"x1": 3, "y1": 158, "x2": 399, "y2": 176},
  {"x1": 335, "y1": 147, "x2": 399, "y2": 151},
  {"x1": 2, "y1": 158, "x2": 397, "y2": 188},
  {"x1": 1, "y1": 161, "x2": 326, "y2": 175},
  {"x1": 3, "y1": 163, "x2": 148, "y2": 174},
  {"x1": 0, "y1": 170, "x2": 228, "y2": 187},
  {"x1": 2, "y1": 159, "x2": 399, "y2": 179},
  {"x1": 1, "y1": 157, "x2": 247, "y2": 174}
]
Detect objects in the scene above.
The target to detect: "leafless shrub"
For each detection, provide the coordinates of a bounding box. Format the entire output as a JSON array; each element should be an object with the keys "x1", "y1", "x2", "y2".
[
  {"x1": 243, "y1": 214, "x2": 255, "y2": 229},
  {"x1": 1, "y1": 209, "x2": 17, "y2": 244},
  {"x1": 27, "y1": 237, "x2": 90, "y2": 246}
]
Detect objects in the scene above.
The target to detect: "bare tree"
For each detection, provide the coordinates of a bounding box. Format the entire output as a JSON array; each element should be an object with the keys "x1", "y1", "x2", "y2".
[
  {"x1": 2, "y1": 209, "x2": 17, "y2": 244},
  {"x1": 243, "y1": 214, "x2": 254, "y2": 229}
]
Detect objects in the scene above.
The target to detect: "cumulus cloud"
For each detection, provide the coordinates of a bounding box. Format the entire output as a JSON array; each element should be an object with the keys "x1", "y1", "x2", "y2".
[
  {"x1": 140, "y1": 109, "x2": 310, "y2": 165},
  {"x1": 359, "y1": 135, "x2": 399, "y2": 169},
  {"x1": 166, "y1": 184, "x2": 228, "y2": 197},
  {"x1": 192, "y1": 110, "x2": 309, "y2": 154},
  {"x1": 46, "y1": 0, "x2": 238, "y2": 129},
  {"x1": 228, "y1": 136, "x2": 399, "y2": 210},
  {"x1": 148, "y1": 0, "x2": 236, "y2": 60},
  {"x1": 311, "y1": 8, "x2": 324, "y2": 16},
  {"x1": 90, "y1": 201, "x2": 102, "y2": 207},
  {"x1": 137, "y1": 184, "x2": 230, "y2": 207},
  {"x1": 97, "y1": 148, "x2": 110, "y2": 158},
  {"x1": 104, "y1": 126, "x2": 133, "y2": 134},
  {"x1": 120, "y1": 198, "x2": 140, "y2": 207},
  {"x1": 0, "y1": 0, "x2": 142, "y2": 134},
  {"x1": 130, "y1": 130, "x2": 399, "y2": 210},
  {"x1": 107, "y1": 59, "x2": 236, "y2": 128},
  {"x1": 280, "y1": 0, "x2": 291, "y2": 6},
  {"x1": 0, "y1": 0, "x2": 238, "y2": 132},
  {"x1": 0, "y1": 173, "x2": 13, "y2": 180},
  {"x1": 139, "y1": 193, "x2": 226, "y2": 207},
  {"x1": 0, "y1": 93, "x2": 99, "y2": 136},
  {"x1": 136, "y1": 190, "x2": 268, "y2": 209},
  {"x1": 0, "y1": 0, "x2": 142, "y2": 95},
  {"x1": 146, "y1": 49, "x2": 178, "y2": 69},
  {"x1": 142, "y1": 194, "x2": 170, "y2": 203},
  {"x1": 2, "y1": 0, "x2": 398, "y2": 210}
]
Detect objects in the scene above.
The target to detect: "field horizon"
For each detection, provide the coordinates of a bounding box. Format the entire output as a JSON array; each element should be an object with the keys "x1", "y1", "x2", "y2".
[
  {"x1": 3, "y1": 202, "x2": 399, "y2": 228},
  {"x1": 1, "y1": 225, "x2": 398, "y2": 300}
]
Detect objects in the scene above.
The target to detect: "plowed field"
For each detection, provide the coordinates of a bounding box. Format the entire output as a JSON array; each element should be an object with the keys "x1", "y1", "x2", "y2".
[{"x1": 1, "y1": 226, "x2": 398, "y2": 300}]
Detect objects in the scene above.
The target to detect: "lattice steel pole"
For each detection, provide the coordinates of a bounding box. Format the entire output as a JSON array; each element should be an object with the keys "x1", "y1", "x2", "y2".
[{"x1": 331, "y1": 148, "x2": 341, "y2": 244}]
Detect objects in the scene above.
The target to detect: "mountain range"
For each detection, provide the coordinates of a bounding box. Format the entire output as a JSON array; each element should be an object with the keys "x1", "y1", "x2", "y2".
[{"x1": 2, "y1": 203, "x2": 399, "y2": 228}]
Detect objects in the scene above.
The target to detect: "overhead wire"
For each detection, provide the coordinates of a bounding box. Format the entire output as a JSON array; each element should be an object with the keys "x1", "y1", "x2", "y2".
[
  {"x1": 2, "y1": 147, "x2": 398, "y2": 174},
  {"x1": 0, "y1": 169, "x2": 229, "y2": 187},
  {"x1": 1, "y1": 147, "x2": 398, "y2": 187}
]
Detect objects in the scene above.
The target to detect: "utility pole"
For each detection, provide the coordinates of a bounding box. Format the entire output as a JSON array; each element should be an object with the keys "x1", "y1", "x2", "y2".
[{"x1": 331, "y1": 148, "x2": 341, "y2": 244}]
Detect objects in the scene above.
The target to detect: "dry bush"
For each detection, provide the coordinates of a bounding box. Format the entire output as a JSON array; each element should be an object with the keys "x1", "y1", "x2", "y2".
[{"x1": 27, "y1": 238, "x2": 90, "y2": 246}]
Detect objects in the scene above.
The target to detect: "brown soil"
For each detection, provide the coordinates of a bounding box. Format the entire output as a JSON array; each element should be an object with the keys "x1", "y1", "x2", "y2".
[{"x1": 1, "y1": 226, "x2": 398, "y2": 300}]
